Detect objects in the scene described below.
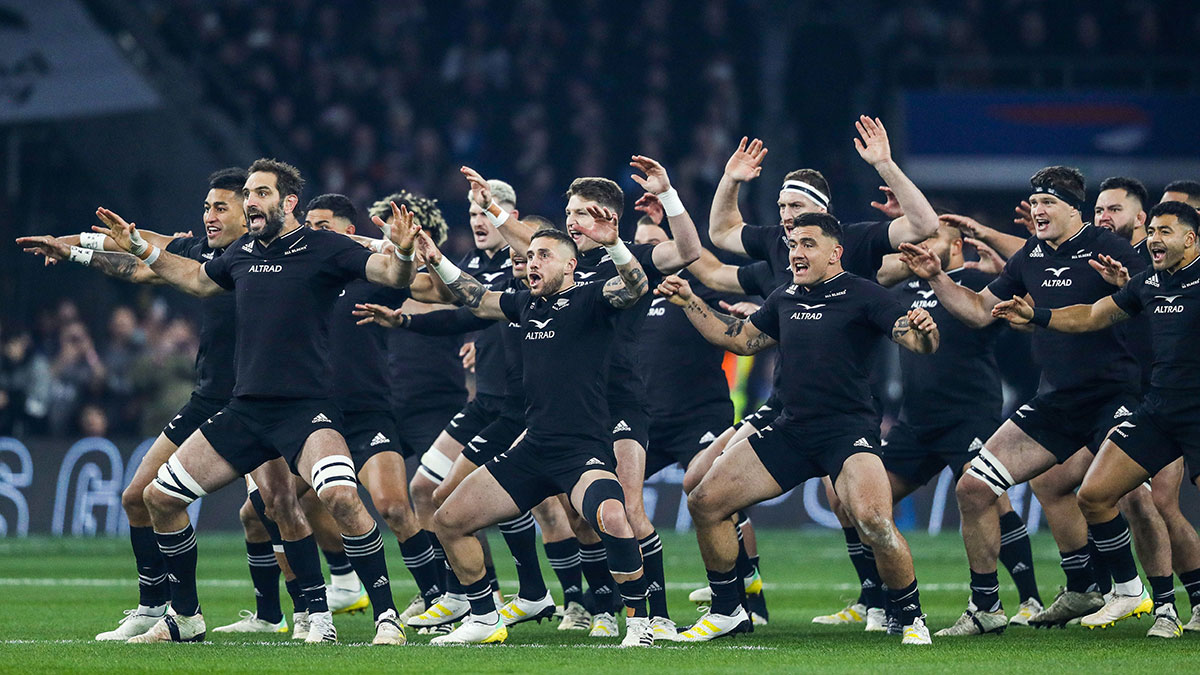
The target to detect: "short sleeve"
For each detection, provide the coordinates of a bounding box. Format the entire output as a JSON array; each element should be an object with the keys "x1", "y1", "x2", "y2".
[
  {"x1": 165, "y1": 236, "x2": 196, "y2": 257},
  {"x1": 1111, "y1": 239, "x2": 1148, "y2": 279},
  {"x1": 839, "y1": 221, "x2": 894, "y2": 278},
  {"x1": 740, "y1": 225, "x2": 777, "y2": 262},
  {"x1": 863, "y1": 284, "x2": 909, "y2": 335},
  {"x1": 634, "y1": 243, "x2": 665, "y2": 285},
  {"x1": 499, "y1": 289, "x2": 529, "y2": 323},
  {"x1": 737, "y1": 261, "x2": 773, "y2": 297},
  {"x1": 747, "y1": 288, "x2": 782, "y2": 339},
  {"x1": 327, "y1": 235, "x2": 373, "y2": 282},
  {"x1": 986, "y1": 253, "x2": 1027, "y2": 301},
  {"x1": 203, "y1": 245, "x2": 237, "y2": 290},
  {"x1": 1110, "y1": 274, "x2": 1145, "y2": 317}
]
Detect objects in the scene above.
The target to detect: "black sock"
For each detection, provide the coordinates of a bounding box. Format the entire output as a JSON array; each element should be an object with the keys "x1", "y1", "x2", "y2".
[
  {"x1": 321, "y1": 547, "x2": 353, "y2": 578},
  {"x1": 969, "y1": 569, "x2": 1001, "y2": 612},
  {"x1": 889, "y1": 579, "x2": 922, "y2": 626},
  {"x1": 282, "y1": 535, "x2": 329, "y2": 615},
  {"x1": 155, "y1": 524, "x2": 200, "y2": 616},
  {"x1": 464, "y1": 576, "x2": 496, "y2": 617},
  {"x1": 130, "y1": 525, "x2": 169, "y2": 608},
  {"x1": 842, "y1": 527, "x2": 869, "y2": 606},
  {"x1": 735, "y1": 530, "x2": 754, "y2": 586},
  {"x1": 428, "y1": 532, "x2": 450, "y2": 595},
  {"x1": 997, "y1": 511, "x2": 1041, "y2": 604},
  {"x1": 1148, "y1": 575, "x2": 1176, "y2": 608},
  {"x1": 618, "y1": 574, "x2": 649, "y2": 618},
  {"x1": 1060, "y1": 545, "x2": 1095, "y2": 594},
  {"x1": 499, "y1": 513, "x2": 548, "y2": 601},
  {"x1": 285, "y1": 578, "x2": 308, "y2": 613},
  {"x1": 485, "y1": 564, "x2": 500, "y2": 594},
  {"x1": 579, "y1": 541, "x2": 618, "y2": 614},
  {"x1": 246, "y1": 540, "x2": 283, "y2": 623},
  {"x1": 1087, "y1": 534, "x2": 1113, "y2": 594},
  {"x1": 707, "y1": 567, "x2": 741, "y2": 616},
  {"x1": 1180, "y1": 568, "x2": 1200, "y2": 611},
  {"x1": 544, "y1": 538, "x2": 584, "y2": 606},
  {"x1": 1089, "y1": 515, "x2": 1139, "y2": 591},
  {"x1": 342, "y1": 525, "x2": 396, "y2": 618},
  {"x1": 399, "y1": 530, "x2": 444, "y2": 606},
  {"x1": 639, "y1": 532, "x2": 668, "y2": 619},
  {"x1": 860, "y1": 543, "x2": 886, "y2": 609}
]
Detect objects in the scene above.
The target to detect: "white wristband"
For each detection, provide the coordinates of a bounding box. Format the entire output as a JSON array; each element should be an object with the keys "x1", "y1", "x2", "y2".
[
  {"x1": 128, "y1": 229, "x2": 148, "y2": 257},
  {"x1": 394, "y1": 247, "x2": 414, "y2": 262},
  {"x1": 369, "y1": 239, "x2": 386, "y2": 253},
  {"x1": 68, "y1": 246, "x2": 94, "y2": 266},
  {"x1": 79, "y1": 232, "x2": 107, "y2": 250},
  {"x1": 656, "y1": 188, "x2": 685, "y2": 218},
  {"x1": 485, "y1": 203, "x2": 511, "y2": 228},
  {"x1": 143, "y1": 245, "x2": 161, "y2": 266},
  {"x1": 605, "y1": 240, "x2": 634, "y2": 266},
  {"x1": 432, "y1": 257, "x2": 462, "y2": 284}
]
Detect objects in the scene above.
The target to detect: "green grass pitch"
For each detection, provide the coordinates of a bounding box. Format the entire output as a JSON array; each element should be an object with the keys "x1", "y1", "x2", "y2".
[{"x1": 1, "y1": 530, "x2": 1194, "y2": 673}]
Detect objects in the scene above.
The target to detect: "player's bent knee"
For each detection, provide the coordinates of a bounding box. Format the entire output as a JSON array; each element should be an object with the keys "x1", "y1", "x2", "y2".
[
  {"x1": 1076, "y1": 485, "x2": 1116, "y2": 519},
  {"x1": 149, "y1": 455, "x2": 207, "y2": 510},
  {"x1": 417, "y1": 448, "x2": 453, "y2": 487},
  {"x1": 374, "y1": 497, "x2": 416, "y2": 529},
  {"x1": 238, "y1": 499, "x2": 259, "y2": 527},
  {"x1": 310, "y1": 455, "x2": 357, "y2": 497},
  {"x1": 961, "y1": 448, "x2": 1013, "y2": 501}
]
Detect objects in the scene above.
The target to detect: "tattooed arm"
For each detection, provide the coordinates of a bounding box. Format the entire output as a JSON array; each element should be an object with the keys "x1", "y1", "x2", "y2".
[
  {"x1": 417, "y1": 230, "x2": 507, "y2": 320},
  {"x1": 601, "y1": 256, "x2": 649, "y2": 309},
  {"x1": 992, "y1": 294, "x2": 1130, "y2": 333},
  {"x1": 890, "y1": 308, "x2": 939, "y2": 354},
  {"x1": 16, "y1": 234, "x2": 165, "y2": 284},
  {"x1": 656, "y1": 275, "x2": 777, "y2": 355}
]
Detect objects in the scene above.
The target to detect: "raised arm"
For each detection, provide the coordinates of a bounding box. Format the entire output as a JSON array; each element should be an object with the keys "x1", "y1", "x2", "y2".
[
  {"x1": 850, "y1": 117, "x2": 938, "y2": 248},
  {"x1": 709, "y1": 137, "x2": 768, "y2": 256},
  {"x1": 992, "y1": 294, "x2": 1128, "y2": 333},
  {"x1": 364, "y1": 201, "x2": 418, "y2": 288},
  {"x1": 417, "y1": 230, "x2": 506, "y2": 320},
  {"x1": 93, "y1": 209, "x2": 224, "y2": 297},
  {"x1": 17, "y1": 235, "x2": 165, "y2": 284},
  {"x1": 940, "y1": 214, "x2": 1025, "y2": 261},
  {"x1": 899, "y1": 242, "x2": 999, "y2": 328},
  {"x1": 890, "y1": 307, "x2": 940, "y2": 354},
  {"x1": 656, "y1": 275, "x2": 775, "y2": 355},
  {"x1": 686, "y1": 247, "x2": 749, "y2": 294},
  {"x1": 461, "y1": 166, "x2": 538, "y2": 254},
  {"x1": 629, "y1": 157, "x2": 701, "y2": 273},
  {"x1": 876, "y1": 252, "x2": 913, "y2": 287}
]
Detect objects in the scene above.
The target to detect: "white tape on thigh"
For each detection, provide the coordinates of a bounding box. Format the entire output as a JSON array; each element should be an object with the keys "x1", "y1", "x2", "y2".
[
  {"x1": 152, "y1": 455, "x2": 208, "y2": 504},
  {"x1": 310, "y1": 455, "x2": 357, "y2": 497},
  {"x1": 966, "y1": 447, "x2": 1015, "y2": 496},
  {"x1": 245, "y1": 474, "x2": 259, "y2": 494},
  {"x1": 418, "y1": 448, "x2": 454, "y2": 485}
]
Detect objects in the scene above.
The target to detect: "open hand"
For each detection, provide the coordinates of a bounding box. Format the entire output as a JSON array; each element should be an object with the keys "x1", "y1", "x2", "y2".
[
  {"x1": 353, "y1": 303, "x2": 404, "y2": 327},
  {"x1": 724, "y1": 137, "x2": 767, "y2": 183},
  {"x1": 17, "y1": 235, "x2": 72, "y2": 266},
  {"x1": 634, "y1": 193, "x2": 664, "y2": 225},
  {"x1": 1089, "y1": 254, "x2": 1130, "y2": 288},
  {"x1": 853, "y1": 116, "x2": 892, "y2": 167},
  {"x1": 719, "y1": 300, "x2": 760, "y2": 318},
  {"x1": 630, "y1": 155, "x2": 672, "y2": 195},
  {"x1": 460, "y1": 166, "x2": 494, "y2": 209},
  {"x1": 898, "y1": 242, "x2": 942, "y2": 280},
  {"x1": 576, "y1": 205, "x2": 619, "y2": 246},
  {"x1": 991, "y1": 295, "x2": 1034, "y2": 324}
]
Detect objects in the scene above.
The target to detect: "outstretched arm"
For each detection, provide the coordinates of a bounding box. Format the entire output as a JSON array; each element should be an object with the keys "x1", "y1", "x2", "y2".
[
  {"x1": 656, "y1": 275, "x2": 776, "y2": 355},
  {"x1": 992, "y1": 294, "x2": 1129, "y2": 333},
  {"x1": 17, "y1": 235, "x2": 165, "y2": 284},
  {"x1": 940, "y1": 213, "x2": 1025, "y2": 261},
  {"x1": 876, "y1": 253, "x2": 913, "y2": 287},
  {"x1": 93, "y1": 209, "x2": 224, "y2": 297},
  {"x1": 709, "y1": 137, "x2": 767, "y2": 256},
  {"x1": 850, "y1": 116, "x2": 938, "y2": 248},
  {"x1": 629, "y1": 158, "x2": 701, "y2": 273},
  {"x1": 687, "y1": 247, "x2": 749, "y2": 294},
  {"x1": 461, "y1": 166, "x2": 539, "y2": 254},
  {"x1": 417, "y1": 230, "x2": 506, "y2": 320},
  {"x1": 891, "y1": 307, "x2": 939, "y2": 354},
  {"x1": 899, "y1": 243, "x2": 1000, "y2": 328},
  {"x1": 571, "y1": 204, "x2": 649, "y2": 308}
]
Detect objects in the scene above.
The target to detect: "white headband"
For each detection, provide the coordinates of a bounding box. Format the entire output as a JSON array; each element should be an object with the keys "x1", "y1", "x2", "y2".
[{"x1": 781, "y1": 180, "x2": 830, "y2": 210}]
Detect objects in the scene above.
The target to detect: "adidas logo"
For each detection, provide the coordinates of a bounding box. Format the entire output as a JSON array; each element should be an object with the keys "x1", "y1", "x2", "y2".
[
  {"x1": 370, "y1": 432, "x2": 391, "y2": 446},
  {"x1": 1011, "y1": 562, "x2": 1029, "y2": 573},
  {"x1": 312, "y1": 413, "x2": 332, "y2": 424},
  {"x1": 613, "y1": 420, "x2": 632, "y2": 433},
  {"x1": 902, "y1": 603, "x2": 918, "y2": 612},
  {"x1": 167, "y1": 574, "x2": 180, "y2": 583},
  {"x1": 699, "y1": 431, "x2": 717, "y2": 444},
  {"x1": 853, "y1": 437, "x2": 872, "y2": 449},
  {"x1": 373, "y1": 576, "x2": 389, "y2": 589},
  {"x1": 1146, "y1": 274, "x2": 1160, "y2": 288},
  {"x1": 862, "y1": 579, "x2": 876, "y2": 589},
  {"x1": 1029, "y1": 245, "x2": 1044, "y2": 258},
  {"x1": 594, "y1": 586, "x2": 612, "y2": 595},
  {"x1": 1113, "y1": 406, "x2": 1132, "y2": 418},
  {"x1": 968, "y1": 438, "x2": 984, "y2": 452},
  {"x1": 586, "y1": 457, "x2": 604, "y2": 466},
  {"x1": 648, "y1": 582, "x2": 663, "y2": 592},
  {"x1": 565, "y1": 585, "x2": 580, "y2": 594},
  {"x1": 242, "y1": 241, "x2": 254, "y2": 252}
]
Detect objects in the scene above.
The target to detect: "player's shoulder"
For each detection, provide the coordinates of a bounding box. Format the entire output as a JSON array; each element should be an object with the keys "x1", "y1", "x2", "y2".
[
  {"x1": 166, "y1": 234, "x2": 206, "y2": 258},
  {"x1": 1087, "y1": 224, "x2": 1136, "y2": 253},
  {"x1": 841, "y1": 219, "x2": 890, "y2": 239},
  {"x1": 955, "y1": 268, "x2": 994, "y2": 291}
]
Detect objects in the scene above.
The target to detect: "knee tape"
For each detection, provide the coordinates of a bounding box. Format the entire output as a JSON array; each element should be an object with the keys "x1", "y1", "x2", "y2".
[
  {"x1": 310, "y1": 455, "x2": 357, "y2": 497},
  {"x1": 418, "y1": 448, "x2": 454, "y2": 485},
  {"x1": 152, "y1": 455, "x2": 208, "y2": 505},
  {"x1": 966, "y1": 448, "x2": 1015, "y2": 497},
  {"x1": 582, "y1": 479, "x2": 642, "y2": 575}
]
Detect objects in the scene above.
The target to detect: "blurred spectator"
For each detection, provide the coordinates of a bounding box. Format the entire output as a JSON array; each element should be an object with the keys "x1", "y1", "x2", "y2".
[
  {"x1": 131, "y1": 318, "x2": 199, "y2": 438},
  {"x1": 77, "y1": 403, "x2": 109, "y2": 438},
  {"x1": 47, "y1": 321, "x2": 107, "y2": 437},
  {"x1": 0, "y1": 324, "x2": 52, "y2": 436},
  {"x1": 101, "y1": 306, "x2": 146, "y2": 432}
]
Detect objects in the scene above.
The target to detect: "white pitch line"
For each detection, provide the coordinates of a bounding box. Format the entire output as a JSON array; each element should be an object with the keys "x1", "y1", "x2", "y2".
[
  {"x1": 0, "y1": 638, "x2": 777, "y2": 651},
  {"x1": 0, "y1": 577, "x2": 973, "y2": 592}
]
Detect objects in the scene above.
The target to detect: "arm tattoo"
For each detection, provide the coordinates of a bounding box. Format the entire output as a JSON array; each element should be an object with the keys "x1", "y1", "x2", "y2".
[
  {"x1": 745, "y1": 332, "x2": 773, "y2": 352},
  {"x1": 891, "y1": 316, "x2": 911, "y2": 341},
  {"x1": 446, "y1": 271, "x2": 487, "y2": 308},
  {"x1": 603, "y1": 266, "x2": 649, "y2": 308},
  {"x1": 90, "y1": 251, "x2": 142, "y2": 280},
  {"x1": 714, "y1": 311, "x2": 745, "y2": 337}
]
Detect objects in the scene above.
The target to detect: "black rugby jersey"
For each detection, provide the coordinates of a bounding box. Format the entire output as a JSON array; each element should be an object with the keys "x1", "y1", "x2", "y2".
[
  {"x1": 499, "y1": 281, "x2": 622, "y2": 443},
  {"x1": 640, "y1": 271, "x2": 735, "y2": 419},
  {"x1": 165, "y1": 235, "x2": 236, "y2": 399},
  {"x1": 1111, "y1": 256, "x2": 1200, "y2": 392},
  {"x1": 330, "y1": 278, "x2": 406, "y2": 412},
  {"x1": 203, "y1": 227, "x2": 371, "y2": 399},
  {"x1": 749, "y1": 271, "x2": 907, "y2": 425},
  {"x1": 893, "y1": 268, "x2": 1002, "y2": 424},
  {"x1": 987, "y1": 225, "x2": 1144, "y2": 394},
  {"x1": 458, "y1": 247, "x2": 513, "y2": 398},
  {"x1": 387, "y1": 267, "x2": 467, "y2": 415}
]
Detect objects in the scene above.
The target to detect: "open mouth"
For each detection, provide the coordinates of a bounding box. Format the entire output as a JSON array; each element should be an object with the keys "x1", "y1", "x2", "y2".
[
  {"x1": 205, "y1": 225, "x2": 221, "y2": 238},
  {"x1": 472, "y1": 227, "x2": 490, "y2": 240},
  {"x1": 792, "y1": 261, "x2": 809, "y2": 275},
  {"x1": 1034, "y1": 217, "x2": 1050, "y2": 232},
  {"x1": 247, "y1": 210, "x2": 267, "y2": 229},
  {"x1": 1150, "y1": 246, "x2": 1167, "y2": 262},
  {"x1": 567, "y1": 228, "x2": 584, "y2": 244},
  {"x1": 528, "y1": 271, "x2": 543, "y2": 287}
]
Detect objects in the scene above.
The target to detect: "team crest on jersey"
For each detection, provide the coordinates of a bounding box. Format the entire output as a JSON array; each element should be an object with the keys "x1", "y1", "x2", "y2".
[
  {"x1": 553, "y1": 297, "x2": 570, "y2": 310},
  {"x1": 1029, "y1": 245, "x2": 1044, "y2": 258},
  {"x1": 502, "y1": 257, "x2": 512, "y2": 268},
  {"x1": 1145, "y1": 274, "x2": 1160, "y2": 287}
]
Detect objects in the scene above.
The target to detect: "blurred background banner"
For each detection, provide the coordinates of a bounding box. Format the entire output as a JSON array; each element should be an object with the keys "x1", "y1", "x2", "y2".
[
  {"x1": 903, "y1": 91, "x2": 1200, "y2": 188},
  {"x1": 0, "y1": 1, "x2": 160, "y2": 122}
]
